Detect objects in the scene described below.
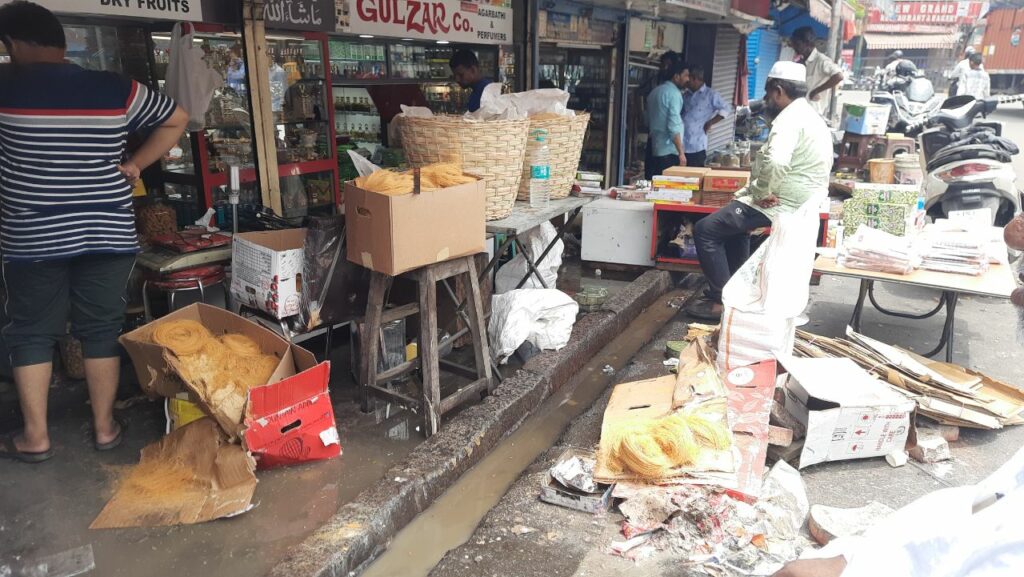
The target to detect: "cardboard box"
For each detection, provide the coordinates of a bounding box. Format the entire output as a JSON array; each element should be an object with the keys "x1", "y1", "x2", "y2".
[
  {"x1": 653, "y1": 175, "x2": 701, "y2": 191},
  {"x1": 232, "y1": 228, "x2": 305, "y2": 319},
  {"x1": 842, "y1": 103, "x2": 891, "y2": 136},
  {"x1": 850, "y1": 182, "x2": 921, "y2": 205},
  {"x1": 121, "y1": 305, "x2": 342, "y2": 470},
  {"x1": 646, "y1": 189, "x2": 694, "y2": 203},
  {"x1": 345, "y1": 177, "x2": 486, "y2": 276},
  {"x1": 723, "y1": 360, "x2": 777, "y2": 500},
  {"x1": 663, "y1": 166, "x2": 712, "y2": 179},
  {"x1": 782, "y1": 357, "x2": 916, "y2": 469},
  {"x1": 703, "y1": 170, "x2": 750, "y2": 193}
]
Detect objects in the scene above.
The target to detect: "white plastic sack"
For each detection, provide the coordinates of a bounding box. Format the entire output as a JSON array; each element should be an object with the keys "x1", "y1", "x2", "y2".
[
  {"x1": 722, "y1": 199, "x2": 821, "y2": 318},
  {"x1": 489, "y1": 289, "x2": 579, "y2": 363},
  {"x1": 400, "y1": 105, "x2": 434, "y2": 118},
  {"x1": 468, "y1": 87, "x2": 575, "y2": 122},
  {"x1": 347, "y1": 150, "x2": 381, "y2": 177},
  {"x1": 495, "y1": 222, "x2": 563, "y2": 293},
  {"x1": 164, "y1": 23, "x2": 224, "y2": 132},
  {"x1": 717, "y1": 306, "x2": 796, "y2": 373},
  {"x1": 467, "y1": 82, "x2": 524, "y2": 121}
]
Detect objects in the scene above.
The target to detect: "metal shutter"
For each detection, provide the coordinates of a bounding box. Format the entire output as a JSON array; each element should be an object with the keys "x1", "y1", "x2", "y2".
[
  {"x1": 707, "y1": 25, "x2": 741, "y2": 154},
  {"x1": 752, "y1": 28, "x2": 780, "y2": 100}
]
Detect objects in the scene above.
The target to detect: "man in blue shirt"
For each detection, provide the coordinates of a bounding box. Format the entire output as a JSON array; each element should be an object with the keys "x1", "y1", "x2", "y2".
[
  {"x1": 683, "y1": 66, "x2": 731, "y2": 167},
  {"x1": 645, "y1": 59, "x2": 690, "y2": 179},
  {"x1": 450, "y1": 49, "x2": 492, "y2": 113}
]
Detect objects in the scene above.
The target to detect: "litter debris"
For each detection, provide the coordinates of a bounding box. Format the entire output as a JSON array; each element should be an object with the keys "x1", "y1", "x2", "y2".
[
  {"x1": 602, "y1": 365, "x2": 615, "y2": 374},
  {"x1": 794, "y1": 328, "x2": 1024, "y2": 430},
  {"x1": 511, "y1": 524, "x2": 537, "y2": 535},
  {"x1": 910, "y1": 430, "x2": 952, "y2": 463},
  {"x1": 921, "y1": 422, "x2": 960, "y2": 442},
  {"x1": 550, "y1": 452, "x2": 599, "y2": 494},
  {"x1": 663, "y1": 358, "x2": 681, "y2": 369},
  {"x1": 767, "y1": 425, "x2": 794, "y2": 447},
  {"x1": 807, "y1": 501, "x2": 894, "y2": 546},
  {"x1": 886, "y1": 449, "x2": 908, "y2": 468},
  {"x1": 684, "y1": 323, "x2": 718, "y2": 342}
]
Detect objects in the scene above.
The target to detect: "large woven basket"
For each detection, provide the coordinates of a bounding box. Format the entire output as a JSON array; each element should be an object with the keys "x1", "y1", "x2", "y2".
[
  {"x1": 399, "y1": 116, "x2": 530, "y2": 221},
  {"x1": 517, "y1": 113, "x2": 590, "y2": 201}
]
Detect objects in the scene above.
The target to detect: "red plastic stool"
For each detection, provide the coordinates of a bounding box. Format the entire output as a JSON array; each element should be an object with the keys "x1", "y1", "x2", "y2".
[{"x1": 142, "y1": 265, "x2": 227, "y2": 321}]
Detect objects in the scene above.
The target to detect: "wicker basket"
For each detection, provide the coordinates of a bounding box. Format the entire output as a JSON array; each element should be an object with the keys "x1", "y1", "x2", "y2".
[
  {"x1": 399, "y1": 116, "x2": 530, "y2": 221},
  {"x1": 517, "y1": 113, "x2": 590, "y2": 201}
]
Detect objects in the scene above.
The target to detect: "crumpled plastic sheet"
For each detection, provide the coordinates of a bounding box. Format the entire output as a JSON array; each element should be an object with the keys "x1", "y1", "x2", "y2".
[{"x1": 551, "y1": 455, "x2": 598, "y2": 494}]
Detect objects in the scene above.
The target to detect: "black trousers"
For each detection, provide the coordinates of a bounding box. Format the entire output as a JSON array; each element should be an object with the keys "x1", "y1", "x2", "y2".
[
  {"x1": 694, "y1": 201, "x2": 771, "y2": 303},
  {"x1": 645, "y1": 154, "x2": 678, "y2": 180},
  {"x1": 685, "y1": 150, "x2": 707, "y2": 168}
]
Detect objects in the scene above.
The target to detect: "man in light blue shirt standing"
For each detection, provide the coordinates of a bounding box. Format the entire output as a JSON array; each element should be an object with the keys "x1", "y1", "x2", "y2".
[
  {"x1": 683, "y1": 66, "x2": 731, "y2": 167},
  {"x1": 645, "y1": 59, "x2": 690, "y2": 179}
]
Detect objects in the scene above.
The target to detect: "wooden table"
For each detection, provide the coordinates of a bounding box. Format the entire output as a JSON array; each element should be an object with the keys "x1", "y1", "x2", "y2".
[
  {"x1": 482, "y1": 196, "x2": 595, "y2": 288},
  {"x1": 813, "y1": 255, "x2": 1016, "y2": 362}
]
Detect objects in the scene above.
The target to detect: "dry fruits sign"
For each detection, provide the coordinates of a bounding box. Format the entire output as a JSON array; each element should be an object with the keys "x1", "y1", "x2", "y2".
[
  {"x1": 0, "y1": 0, "x2": 203, "y2": 21},
  {"x1": 343, "y1": 0, "x2": 513, "y2": 45}
]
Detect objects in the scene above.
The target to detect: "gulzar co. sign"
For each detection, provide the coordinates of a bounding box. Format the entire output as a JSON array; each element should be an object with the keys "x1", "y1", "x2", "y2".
[{"x1": 340, "y1": 0, "x2": 513, "y2": 45}]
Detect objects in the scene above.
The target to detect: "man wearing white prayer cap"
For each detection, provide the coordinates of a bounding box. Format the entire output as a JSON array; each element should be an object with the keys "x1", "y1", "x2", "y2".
[{"x1": 687, "y1": 59, "x2": 832, "y2": 321}]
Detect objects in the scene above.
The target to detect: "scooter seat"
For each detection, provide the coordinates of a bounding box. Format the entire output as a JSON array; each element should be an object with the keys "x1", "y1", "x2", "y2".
[{"x1": 926, "y1": 145, "x2": 1011, "y2": 173}]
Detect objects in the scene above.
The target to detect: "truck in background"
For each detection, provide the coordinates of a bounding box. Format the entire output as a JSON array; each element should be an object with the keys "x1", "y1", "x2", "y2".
[{"x1": 970, "y1": 7, "x2": 1024, "y2": 94}]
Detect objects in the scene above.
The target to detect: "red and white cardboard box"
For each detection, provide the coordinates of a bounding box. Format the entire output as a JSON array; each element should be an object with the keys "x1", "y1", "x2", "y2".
[
  {"x1": 244, "y1": 351, "x2": 341, "y2": 470},
  {"x1": 782, "y1": 356, "x2": 915, "y2": 469}
]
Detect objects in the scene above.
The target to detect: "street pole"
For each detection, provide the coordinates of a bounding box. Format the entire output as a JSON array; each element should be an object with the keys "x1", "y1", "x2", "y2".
[{"x1": 827, "y1": 0, "x2": 843, "y2": 121}]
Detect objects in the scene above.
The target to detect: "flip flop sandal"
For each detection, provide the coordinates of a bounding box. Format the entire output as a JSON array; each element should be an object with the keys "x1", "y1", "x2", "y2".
[
  {"x1": 0, "y1": 433, "x2": 54, "y2": 464},
  {"x1": 94, "y1": 417, "x2": 126, "y2": 452}
]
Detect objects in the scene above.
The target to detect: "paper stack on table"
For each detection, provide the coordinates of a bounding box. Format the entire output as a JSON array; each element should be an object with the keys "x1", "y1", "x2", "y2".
[
  {"x1": 917, "y1": 232, "x2": 991, "y2": 276},
  {"x1": 838, "y1": 225, "x2": 919, "y2": 275}
]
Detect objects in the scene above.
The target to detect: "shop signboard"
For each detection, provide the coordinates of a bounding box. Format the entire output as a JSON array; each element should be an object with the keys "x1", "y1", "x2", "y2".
[
  {"x1": 0, "y1": 0, "x2": 203, "y2": 21},
  {"x1": 340, "y1": 0, "x2": 513, "y2": 45},
  {"x1": 264, "y1": 0, "x2": 336, "y2": 32},
  {"x1": 891, "y1": 1, "x2": 987, "y2": 24},
  {"x1": 665, "y1": 0, "x2": 729, "y2": 16}
]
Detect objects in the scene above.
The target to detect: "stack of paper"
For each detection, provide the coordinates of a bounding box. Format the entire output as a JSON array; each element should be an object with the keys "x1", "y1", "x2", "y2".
[
  {"x1": 838, "y1": 225, "x2": 919, "y2": 275},
  {"x1": 917, "y1": 229, "x2": 994, "y2": 276}
]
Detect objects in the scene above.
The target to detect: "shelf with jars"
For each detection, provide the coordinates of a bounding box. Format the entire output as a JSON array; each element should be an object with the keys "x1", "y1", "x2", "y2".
[{"x1": 153, "y1": 30, "x2": 338, "y2": 221}]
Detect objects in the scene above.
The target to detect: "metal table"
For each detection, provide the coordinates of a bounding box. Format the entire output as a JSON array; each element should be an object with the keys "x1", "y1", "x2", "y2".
[
  {"x1": 813, "y1": 256, "x2": 1016, "y2": 362},
  {"x1": 482, "y1": 196, "x2": 595, "y2": 288}
]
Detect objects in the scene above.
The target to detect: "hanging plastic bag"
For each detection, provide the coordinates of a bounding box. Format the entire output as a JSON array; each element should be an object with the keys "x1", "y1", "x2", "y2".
[
  {"x1": 722, "y1": 197, "x2": 822, "y2": 318},
  {"x1": 495, "y1": 222, "x2": 563, "y2": 293},
  {"x1": 347, "y1": 150, "x2": 382, "y2": 177},
  {"x1": 165, "y1": 23, "x2": 224, "y2": 131}
]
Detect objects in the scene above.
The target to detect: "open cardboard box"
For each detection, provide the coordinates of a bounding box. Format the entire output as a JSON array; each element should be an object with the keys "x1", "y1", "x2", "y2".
[
  {"x1": 345, "y1": 175, "x2": 486, "y2": 276},
  {"x1": 121, "y1": 304, "x2": 341, "y2": 469},
  {"x1": 231, "y1": 228, "x2": 306, "y2": 319}
]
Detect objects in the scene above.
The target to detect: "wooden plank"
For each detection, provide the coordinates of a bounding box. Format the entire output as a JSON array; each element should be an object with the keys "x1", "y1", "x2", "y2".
[
  {"x1": 439, "y1": 378, "x2": 490, "y2": 414},
  {"x1": 359, "y1": 272, "x2": 389, "y2": 411},
  {"x1": 465, "y1": 257, "x2": 494, "y2": 391},
  {"x1": 418, "y1": 270, "x2": 441, "y2": 436},
  {"x1": 439, "y1": 358, "x2": 479, "y2": 380},
  {"x1": 376, "y1": 360, "x2": 417, "y2": 383},
  {"x1": 768, "y1": 425, "x2": 795, "y2": 447},
  {"x1": 366, "y1": 384, "x2": 420, "y2": 408},
  {"x1": 485, "y1": 197, "x2": 594, "y2": 235},
  {"x1": 382, "y1": 303, "x2": 419, "y2": 323},
  {"x1": 241, "y1": 3, "x2": 282, "y2": 215},
  {"x1": 771, "y1": 388, "x2": 807, "y2": 440},
  {"x1": 813, "y1": 256, "x2": 1015, "y2": 299}
]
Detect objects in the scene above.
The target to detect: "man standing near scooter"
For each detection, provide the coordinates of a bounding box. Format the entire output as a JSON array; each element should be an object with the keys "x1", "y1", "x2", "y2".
[{"x1": 957, "y1": 53, "x2": 991, "y2": 100}]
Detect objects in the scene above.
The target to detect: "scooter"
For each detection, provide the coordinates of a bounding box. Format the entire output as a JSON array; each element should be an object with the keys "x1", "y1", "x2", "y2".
[
  {"x1": 871, "y1": 61, "x2": 945, "y2": 132},
  {"x1": 905, "y1": 95, "x2": 1020, "y2": 229}
]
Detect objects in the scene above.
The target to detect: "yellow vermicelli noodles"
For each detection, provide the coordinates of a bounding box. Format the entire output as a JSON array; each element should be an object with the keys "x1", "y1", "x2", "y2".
[
  {"x1": 603, "y1": 409, "x2": 731, "y2": 479},
  {"x1": 355, "y1": 163, "x2": 476, "y2": 195},
  {"x1": 151, "y1": 320, "x2": 212, "y2": 356}
]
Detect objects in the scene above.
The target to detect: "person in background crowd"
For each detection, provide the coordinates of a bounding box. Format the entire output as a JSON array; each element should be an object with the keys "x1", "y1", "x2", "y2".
[
  {"x1": 957, "y1": 53, "x2": 990, "y2": 100},
  {"x1": 449, "y1": 48, "x2": 491, "y2": 113},
  {"x1": 789, "y1": 26, "x2": 843, "y2": 118},
  {"x1": 645, "y1": 59, "x2": 690, "y2": 179},
  {"x1": 0, "y1": 1, "x2": 188, "y2": 463},
  {"x1": 683, "y1": 66, "x2": 731, "y2": 167},
  {"x1": 687, "y1": 62, "x2": 831, "y2": 321},
  {"x1": 643, "y1": 51, "x2": 681, "y2": 178},
  {"x1": 949, "y1": 46, "x2": 978, "y2": 96}
]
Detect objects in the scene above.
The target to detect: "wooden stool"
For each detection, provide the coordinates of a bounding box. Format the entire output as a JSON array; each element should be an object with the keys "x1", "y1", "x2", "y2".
[
  {"x1": 360, "y1": 255, "x2": 494, "y2": 437},
  {"x1": 883, "y1": 136, "x2": 916, "y2": 159}
]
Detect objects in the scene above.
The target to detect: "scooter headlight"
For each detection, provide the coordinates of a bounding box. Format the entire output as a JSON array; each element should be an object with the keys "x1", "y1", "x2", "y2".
[{"x1": 935, "y1": 163, "x2": 993, "y2": 183}]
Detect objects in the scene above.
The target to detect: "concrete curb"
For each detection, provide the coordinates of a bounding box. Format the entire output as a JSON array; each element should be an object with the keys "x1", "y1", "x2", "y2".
[{"x1": 269, "y1": 270, "x2": 673, "y2": 577}]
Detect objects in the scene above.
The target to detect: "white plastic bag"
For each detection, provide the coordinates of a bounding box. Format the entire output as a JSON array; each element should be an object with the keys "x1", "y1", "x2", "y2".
[
  {"x1": 489, "y1": 289, "x2": 579, "y2": 363},
  {"x1": 346, "y1": 150, "x2": 381, "y2": 177},
  {"x1": 165, "y1": 23, "x2": 224, "y2": 132},
  {"x1": 717, "y1": 307, "x2": 796, "y2": 373},
  {"x1": 722, "y1": 199, "x2": 821, "y2": 318},
  {"x1": 495, "y1": 222, "x2": 563, "y2": 293}
]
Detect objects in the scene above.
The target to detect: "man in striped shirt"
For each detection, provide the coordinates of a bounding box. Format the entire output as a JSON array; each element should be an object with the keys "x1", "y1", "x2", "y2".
[{"x1": 0, "y1": 1, "x2": 187, "y2": 463}]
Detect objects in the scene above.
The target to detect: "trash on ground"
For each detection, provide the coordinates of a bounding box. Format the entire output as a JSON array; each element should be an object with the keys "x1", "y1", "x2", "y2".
[
  {"x1": 91, "y1": 418, "x2": 257, "y2": 528},
  {"x1": 807, "y1": 501, "x2": 894, "y2": 546},
  {"x1": 684, "y1": 323, "x2": 719, "y2": 342},
  {"x1": 540, "y1": 449, "x2": 613, "y2": 513},
  {"x1": 602, "y1": 364, "x2": 615, "y2": 374},
  {"x1": 489, "y1": 289, "x2": 579, "y2": 363},
  {"x1": 909, "y1": 429, "x2": 952, "y2": 463},
  {"x1": 551, "y1": 451, "x2": 599, "y2": 493},
  {"x1": 511, "y1": 524, "x2": 537, "y2": 535},
  {"x1": 575, "y1": 286, "x2": 609, "y2": 312},
  {"x1": 886, "y1": 449, "x2": 909, "y2": 468},
  {"x1": 781, "y1": 356, "x2": 916, "y2": 469},
  {"x1": 723, "y1": 359, "x2": 777, "y2": 500},
  {"x1": 794, "y1": 328, "x2": 1024, "y2": 430}
]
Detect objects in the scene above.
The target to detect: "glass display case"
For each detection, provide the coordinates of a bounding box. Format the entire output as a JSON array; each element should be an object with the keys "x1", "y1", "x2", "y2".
[
  {"x1": 330, "y1": 39, "x2": 387, "y2": 81},
  {"x1": 154, "y1": 31, "x2": 338, "y2": 220}
]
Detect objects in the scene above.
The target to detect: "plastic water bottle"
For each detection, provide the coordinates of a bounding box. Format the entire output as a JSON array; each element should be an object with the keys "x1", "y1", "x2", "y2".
[{"x1": 528, "y1": 128, "x2": 551, "y2": 208}]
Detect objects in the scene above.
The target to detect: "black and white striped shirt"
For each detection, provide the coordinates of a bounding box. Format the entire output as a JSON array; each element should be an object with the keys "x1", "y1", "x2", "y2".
[{"x1": 0, "y1": 63, "x2": 176, "y2": 262}]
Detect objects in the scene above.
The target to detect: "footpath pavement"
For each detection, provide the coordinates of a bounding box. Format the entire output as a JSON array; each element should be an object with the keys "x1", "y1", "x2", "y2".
[{"x1": 428, "y1": 274, "x2": 1024, "y2": 577}]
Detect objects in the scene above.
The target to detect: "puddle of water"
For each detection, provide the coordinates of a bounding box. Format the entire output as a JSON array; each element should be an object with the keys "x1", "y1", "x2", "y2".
[{"x1": 361, "y1": 290, "x2": 686, "y2": 577}]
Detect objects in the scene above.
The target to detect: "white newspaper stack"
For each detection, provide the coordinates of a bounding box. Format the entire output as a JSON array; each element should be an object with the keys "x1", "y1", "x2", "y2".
[{"x1": 838, "y1": 225, "x2": 919, "y2": 275}]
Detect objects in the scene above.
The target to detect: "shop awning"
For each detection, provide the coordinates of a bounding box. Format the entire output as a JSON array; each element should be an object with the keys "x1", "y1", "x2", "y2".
[{"x1": 863, "y1": 32, "x2": 960, "y2": 50}]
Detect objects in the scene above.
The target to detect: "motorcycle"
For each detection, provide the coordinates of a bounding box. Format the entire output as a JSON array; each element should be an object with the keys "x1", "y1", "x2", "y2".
[
  {"x1": 871, "y1": 61, "x2": 944, "y2": 132},
  {"x1": 905, "y1": 95, "x2": 1020, "y2": 231}
]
